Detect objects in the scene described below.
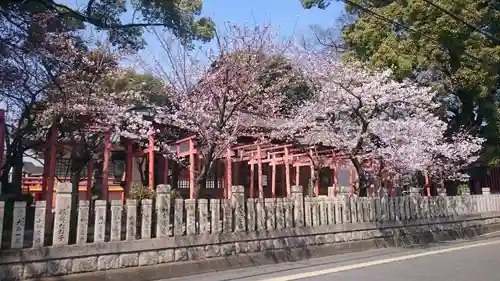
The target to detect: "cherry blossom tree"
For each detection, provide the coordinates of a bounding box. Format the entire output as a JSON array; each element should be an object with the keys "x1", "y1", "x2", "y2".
[
  {"x1": 143, "y1": 23, "x2": 302, "y2": 197},
  {"x1": 274, "y1": 52, "x2": 484, "y2": 196}
]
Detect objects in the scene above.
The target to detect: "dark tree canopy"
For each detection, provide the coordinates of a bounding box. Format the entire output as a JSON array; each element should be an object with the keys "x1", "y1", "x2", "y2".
[{"x1": 3, "y1": 0, "x2": 215, "y2": 51}]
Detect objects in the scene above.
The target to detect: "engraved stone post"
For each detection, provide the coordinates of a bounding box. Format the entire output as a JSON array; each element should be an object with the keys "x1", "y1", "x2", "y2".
[
  {"x1": 275, "y1": 197, "x2": 285, "y2": 229},
  {"x1": 0, "y1": 201, "x2": 4, "y2": 249},
  {"x1": 389, "y1": 197, "x2": 395, "y2": 221},
  {"x1": 342, "y1": 195, "x2": 350, "y2": 223},
  {"x1": 222, "y1": 199, "x2": 233, "y2": 233},
  {"x1": 350, "y1": 197, "x2": 358, "y2": 223},
  {"x1": 185, "y1": 199, "x2": 196, "y2": 235},
  {"x1": 125, "y1": 199, "x2": 137, "y2": 240},
  {"x1": 404, "y1": 196, "x2": 411, "y2": 220},
  {"x1": 423, "y1": 197, "x2": 430, "y2": 219},
  {"x1": 410, "y1": 195, "x2": 417, "y2": 220},
  {"x1": 76, "y1": 201, "x2": 89, "y2": 244},
  {"x1": 284, "y1": 198, "x2": 293, "y2": 228},
  {"x1": 399, "y1": 196, "x2": 406, "y2": 220},
  {"x1": 94, "y1": 200, "x2": 107, "y2": 243},
  {"x1": 11, "y1": 201, "x2": 26, "y2": 248},
  {"x1": 375, "y1": 197, "x2": 382, "y2": 222},
  {"x1": 357, "y1": 198, "x2": 364, "y2": 222},
  {"x1": 292, "y1": 185, "x2": 304, "y2": 227},
  {"x1": 247, "y1": 198, "x2": 256, "y2": 231},
  {"x1": 173, "y1": 199, "x2": 184, "y2": 236},
  {"x1": 265, "y1": 198, "x2": 276, "y2": 230},
  {"x1": 369, "y1": 197, "x2": 376, "y2": 222},
  {"x1": 155, "y1": 185, "x2": 171, "y2": 238},
  {"x1": 327, "y1": 198, "x2": 334, "y2": 225},
  {"x1": 318, "y1": 198, "x2": 327, "y2": 225},
  {"x1": 33, "y1": 201, "x2": 46, "y2": 247},
  {"x1": 256, "y1": 198, "x2": 266, "y2": 231},
  {"x1": 335, "y1": 198, "x2": 342, "y2": 224},
  {"x1": 52, "y1": 182, "x2": 71, "y2": 246},
  {"x1": 394, "y1": 197, "x2": 401, "y2": 221},
  {"x1": 327, "y1": 186, "x2": 336, "y2": 225},
  {"x1": 429, "y1": 197, "x2": 436, "y2": 218},
  {"x1": 198, "y1": 199, "x2": 209, "y2": 234},
  {"x1": 141, "y1": 199, "x2": 153, "y2": 239},
  {"x1": 210, "y1": 199, "x2": 221, "y2": 233},
  {"x1": 304, "y1": 197, "x2": 312, "y2": 226},
  {"x1": 231, "y1": 185, "x2": 246, "y2": 232},
  {"x1": 312, "y1": 198, "x2": 320, "y2": 226},
  {"x1": 110, "y1": 200, "x2": 122, "y2": 241}
]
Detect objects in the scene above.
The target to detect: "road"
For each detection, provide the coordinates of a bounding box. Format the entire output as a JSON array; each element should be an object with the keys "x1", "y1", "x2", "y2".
[{"x1": 162, "y1": 233, "x2": 500, "y2": 281}]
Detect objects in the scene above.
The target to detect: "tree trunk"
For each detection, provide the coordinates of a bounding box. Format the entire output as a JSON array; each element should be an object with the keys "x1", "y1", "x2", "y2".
[{"x1": 351, "y1": 157, "x2": 369, "y2": 197}]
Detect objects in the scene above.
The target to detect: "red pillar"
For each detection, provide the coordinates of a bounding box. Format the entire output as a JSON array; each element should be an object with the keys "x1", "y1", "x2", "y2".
[
  {"x1": 332, "y1": 164, "x2": 338, "y2": 197},
  {"x1": 125, "y1": 141, "x2": 133, "y2": 199},
  {"x1": 148, "y1": 134, "x2": 155, "y2": 189},
  {"x1": 101, "y1": 131, "x2": 110, "y2": 201},
  {"x1": 271, "y1": 156, "x2": 276, "y2": 198},
  {"x1": 257, "y1": 144, "x2": 263, "y2": 198},
  {"x1": 250, "y1": 160, "x2": 255, "y2": 198},
  {"x1": 284, "y1": 147, "x2": 291, "y2": 196},
  {"x1": 188, "y1": 139, "x2": 195, "y2": 199},
  {"x1": 425, "y1": 172, "x2": 431, "y2": 197},
  {"x1": 225, "y1": 147, "x2": 233, "y2": 199}
]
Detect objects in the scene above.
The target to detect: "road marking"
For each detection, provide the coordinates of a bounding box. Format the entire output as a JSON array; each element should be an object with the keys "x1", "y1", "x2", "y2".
[{"x1": 258, "y1": 239, "x2": 500, "y2": 281}]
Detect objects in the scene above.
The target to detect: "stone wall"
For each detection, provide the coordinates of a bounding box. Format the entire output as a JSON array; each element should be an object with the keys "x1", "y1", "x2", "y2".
[{"x1": 0, "y1": 184, "x2": 500, "y2": 280}]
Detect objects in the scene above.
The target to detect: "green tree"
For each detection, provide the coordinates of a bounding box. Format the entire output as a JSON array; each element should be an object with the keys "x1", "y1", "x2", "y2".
[
  {"x1": 300, "y1": 0, "x2": 500, "y2": 165},
  {"x1": 3, "y1": 0, "x2": 215, "y2": 50}
]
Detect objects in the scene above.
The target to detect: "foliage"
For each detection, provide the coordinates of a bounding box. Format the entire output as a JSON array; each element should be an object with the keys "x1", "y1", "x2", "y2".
[
  {"x1": 2, "y1": 0, "x2": 215, "y2": 51},
  {"x1": 128, "y1": 182, "x2": 156, "y2": 201},
  {"x1": 300, "y1": 0, "x2": 500, "y2": 165},
  {"x1": 130, "y1": 24, "x2": 297, "y2": 197},
  {"x1": 273, "y1": 52, "x2": 484, "y2": 195}
]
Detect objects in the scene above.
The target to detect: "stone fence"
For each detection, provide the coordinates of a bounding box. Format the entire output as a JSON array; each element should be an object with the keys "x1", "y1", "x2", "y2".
[{"x1": 1, "y1": 183, "x2": 500, "y2": 280}]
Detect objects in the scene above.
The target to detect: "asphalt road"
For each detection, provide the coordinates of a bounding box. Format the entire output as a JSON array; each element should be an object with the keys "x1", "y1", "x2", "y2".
[{"x1": 161, "y1": 232, "x2": 500, "y2": 281}]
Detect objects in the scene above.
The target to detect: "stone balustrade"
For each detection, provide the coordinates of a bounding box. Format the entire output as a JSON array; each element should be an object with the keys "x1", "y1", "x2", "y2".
[{"x1": 0, "y1": 183, "x2": 499, "y2": 280}]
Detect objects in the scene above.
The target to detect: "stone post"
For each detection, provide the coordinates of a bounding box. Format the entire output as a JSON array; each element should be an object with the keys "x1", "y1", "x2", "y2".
[
  {"x1": 185, "y1": 199, "x2": 196, "y2": 235},
  {"x1": 356, "y1": 197, "x2": 364, "y2": 222},
  {"x1": 368, "y1": 197, "x2": 376, "y2": 222},
  {"x1": 110, "y1": 200, "x2": 122, "y2": 241},
  {"x1": 33, "y1": 201, "x2": 46, "y2": 248},
  {"x1": 342, "y1": 195, "x2": 351, "y2": 223},
  {"x1": 11, "y1": 201, "x2": 26, "y2": 248},
  {"x1": 76, "y1": 201, "x2": 89, "y2": 244},
  {"x1": 222, "y1": 199, "x2": 233, "y2": 233},
  {"x1": 284, "y1": 198, "x2": 293, "y2": 228},
  {"x1": 312, "y1": 198, "x2": 320, "y2": 226},
  {"x1": 173, "y1": 199, "x2": 184, "y2": 236},
  {"x1": 375, "y1": 197, "x2": 382, "y2": 222},
  {"x1": 335, "y1": 198, "x2": 342, "y2": 224},
  {"x1": 256, "y1": 198, "x2": 265, "y2": 231},
  {"x1": 141, "y1": 199, "x2": 153, "y2": 239},
  {"x1": 276, "y1": 197, "x2": 285, "y2": 229},
  {"x1": 125, "y1": 199, "x2": 137, "y2": 240},
  {"x1": 155, "y1": 185, "x2": 171, "y2": 238},
  {"x1": 291, "y1": 185, "x2": 304, "y2": 227},
  {"x1": 304, "y1": 197, "x2": 312, "y2": 226},
  {"x1": 247, "y1": 198, "x2": 257, "y2": 231},
  {"x1": 231, "y1": 185, "x2": 245, "y2": 232},
  {"x1": 210, "y1": 199, "x2": 221, "y2": 233},
  {"x1": 388, "y1": 197, "x2": 395, "y2": 221},
  {"x1": 198, "y1": 199, "x2": 209, "y2": 234},
  {"x1": 265, "y1": 198, "x2": 276, "y2": 230},
  {"x1": 350, "y1": 197, "x2": 358, "y2": 223},
  {"x1": 52, "y1": 182, "x2": 71, "y2": 246},
  {"x1": 94, "y1": 200, "x2": 107, "y2": 243},
  {"x1": 326, "y1": 198, "x2": 334, "y2": 225}
]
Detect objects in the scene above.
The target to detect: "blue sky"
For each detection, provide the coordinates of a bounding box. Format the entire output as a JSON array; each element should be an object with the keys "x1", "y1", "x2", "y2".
[{"x1": 136, "y1": 0, "x2": 344, "y2": 67}]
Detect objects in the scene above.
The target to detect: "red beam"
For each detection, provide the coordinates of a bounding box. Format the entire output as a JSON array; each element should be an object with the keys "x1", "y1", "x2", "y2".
[
  {"x1": 101, "y1": 131, "x2": 111, "y2": 201},
  {"x1": 148, "y1": 134, "x2": 155, "y2": 189}
]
